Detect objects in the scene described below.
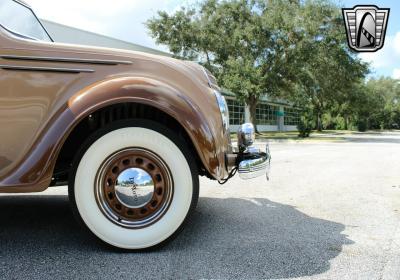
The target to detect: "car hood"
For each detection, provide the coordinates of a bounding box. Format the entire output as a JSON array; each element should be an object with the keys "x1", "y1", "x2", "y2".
[{"x1": 44, "y1": 41, "x2": 212, "y2": 88}]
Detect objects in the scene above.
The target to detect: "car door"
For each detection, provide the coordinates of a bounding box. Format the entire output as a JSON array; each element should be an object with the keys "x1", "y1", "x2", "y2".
[{"x1": 0, "y1": 0, "x2": 69, "y2": 178}]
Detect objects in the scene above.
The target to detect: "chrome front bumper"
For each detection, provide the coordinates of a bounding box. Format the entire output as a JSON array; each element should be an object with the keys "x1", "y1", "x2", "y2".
[{"x1": 238, "y1": 145, "x2": 271, "y2": 180}]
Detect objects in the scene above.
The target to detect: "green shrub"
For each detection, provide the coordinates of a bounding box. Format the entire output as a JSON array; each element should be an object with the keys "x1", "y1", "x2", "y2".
[
  {"x1": 357, "y1": 119, "x2": 367, "y2": 132},
  {"x1": 298, "y1": 119, "x2": 312, "y2": 137}
]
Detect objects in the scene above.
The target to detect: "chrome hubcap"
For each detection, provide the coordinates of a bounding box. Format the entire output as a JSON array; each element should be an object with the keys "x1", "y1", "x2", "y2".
[
  {"x1": 95, "y1": 148, "x2": 173, "y2": 229},
  {"x1": 115, "y1": 168, "x2": 154, "y2": 208}
]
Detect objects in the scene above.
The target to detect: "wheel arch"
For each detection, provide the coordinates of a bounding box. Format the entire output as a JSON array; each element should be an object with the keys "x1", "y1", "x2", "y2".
[
  {"x1": 54, "y1": 76, "x2": 219, "y2": 185},
  {"x1": 53, "y1": 102, "x2": 212, "y2": 185}
]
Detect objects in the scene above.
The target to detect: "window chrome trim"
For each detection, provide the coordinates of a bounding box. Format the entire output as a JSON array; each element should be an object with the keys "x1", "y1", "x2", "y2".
[
  {"x1": 0, "y1": 55, "x2": 133, "y2": 65},
  {"x1": 0, "y1": 64, "x2": 94, "y2": 73},
  {"x1": 0, "y1": 0, "x2": 53, "y2": 42}
]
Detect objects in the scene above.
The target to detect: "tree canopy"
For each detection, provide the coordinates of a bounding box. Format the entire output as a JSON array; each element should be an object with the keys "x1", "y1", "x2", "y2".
[{"x1": 147, "y1": 0, "x2": 395, "y2": 133}]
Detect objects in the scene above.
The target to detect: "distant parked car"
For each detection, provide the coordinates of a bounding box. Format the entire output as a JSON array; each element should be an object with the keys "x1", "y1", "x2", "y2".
[{"x1": 0, "y1": 0, "x2": 270, "y2": 250}]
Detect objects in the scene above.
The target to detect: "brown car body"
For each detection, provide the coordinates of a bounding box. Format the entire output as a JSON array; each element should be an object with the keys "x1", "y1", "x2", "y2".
[{"x1": 0, "y1": 23, "x2": 232, "y2": 193}]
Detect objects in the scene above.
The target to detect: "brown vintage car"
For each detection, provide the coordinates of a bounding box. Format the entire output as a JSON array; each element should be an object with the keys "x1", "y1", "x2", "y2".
[{"x1": 0, "y1": 0, "x2": 270, "y2": 249}]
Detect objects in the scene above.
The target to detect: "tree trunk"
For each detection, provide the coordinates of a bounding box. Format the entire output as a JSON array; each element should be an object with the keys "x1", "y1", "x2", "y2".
[
  {"x1": 344, "y1": 116, "x2": 349, "y2": 130},
  {"x1": 316, "y1": 111, "x2": 323, "y2": 131},
  {"x1": 247, "y1": 96, "x2": 259, "y2": 134}
]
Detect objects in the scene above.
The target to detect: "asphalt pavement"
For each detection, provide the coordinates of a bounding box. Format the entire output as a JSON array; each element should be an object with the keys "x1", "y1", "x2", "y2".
[{"x1": 0, "y1": 131, "x2": 399, "y2": 280}]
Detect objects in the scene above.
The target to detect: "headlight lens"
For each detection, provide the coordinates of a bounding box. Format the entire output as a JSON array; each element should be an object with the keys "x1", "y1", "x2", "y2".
[{"x1": 214, "y1": 90, "x2": 229, "y2": 131}]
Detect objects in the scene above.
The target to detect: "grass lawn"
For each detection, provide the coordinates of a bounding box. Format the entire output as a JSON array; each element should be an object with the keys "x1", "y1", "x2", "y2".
[
  {"x1": 231, "y1": 131, "x2": 303, "y2": 141},
  {"x1": 230, "y1": 129, "x2": 399, "y2": 142},
  {"x1": 231, "y1": 130, "x2": 355, "y2": 141}
]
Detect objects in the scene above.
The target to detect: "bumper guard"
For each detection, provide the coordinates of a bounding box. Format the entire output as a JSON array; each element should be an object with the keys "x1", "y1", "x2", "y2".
[{"x1": 226, "y1": 123, "x2": 271, "y2": 181}]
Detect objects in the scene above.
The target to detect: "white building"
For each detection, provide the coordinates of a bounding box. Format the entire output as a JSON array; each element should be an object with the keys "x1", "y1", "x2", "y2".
[
  {"x1": 42, "y1": 20, "x2": 299, "y2": 132},
  {"x1": 224, "y1": 92, "x2": 299, "y2": 132}
]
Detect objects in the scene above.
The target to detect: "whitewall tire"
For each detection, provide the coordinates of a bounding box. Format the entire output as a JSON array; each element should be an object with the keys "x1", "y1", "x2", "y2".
[{"x1": 69, "y1": 120, "x2": 199, "y2": 250}]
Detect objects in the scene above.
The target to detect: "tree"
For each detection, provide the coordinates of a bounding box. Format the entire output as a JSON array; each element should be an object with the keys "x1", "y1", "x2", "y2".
[
  {"x1": 356, "y1": 78, "x2": 400, "y2": 130},
  {"x1": 147, "y1": 0, "x2": 304, "y2": 131},
  {"x1": 276, "y1": 0, "x2": 369, "y2": 131},
  {"x1": 146, "y1": 0, "x2": 368, "y2": 132},
  {"x1": 297, "y1": 45, "x2": 368, "y2": 131}
]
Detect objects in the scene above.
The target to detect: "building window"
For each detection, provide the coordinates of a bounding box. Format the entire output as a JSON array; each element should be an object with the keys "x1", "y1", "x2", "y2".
[
  {"x1": 285, "y1": 107, "x2": 300, "y2": 126},
  {"x1": 226, "y1": 99, "x2": 245, "y2": 125},
  {"x1": 256, "y1": 103, "x2": 278, "y2": 125}
]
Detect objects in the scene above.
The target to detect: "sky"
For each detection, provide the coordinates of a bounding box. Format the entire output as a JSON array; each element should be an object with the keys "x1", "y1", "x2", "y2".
[{"x1": 25, "y1": 0, "x2": 399, "y2": 79}]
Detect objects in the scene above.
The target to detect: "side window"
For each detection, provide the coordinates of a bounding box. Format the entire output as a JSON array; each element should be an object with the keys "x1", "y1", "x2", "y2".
[{"x1": 0, "y1": 0, "x2": 52, "y2": 41}]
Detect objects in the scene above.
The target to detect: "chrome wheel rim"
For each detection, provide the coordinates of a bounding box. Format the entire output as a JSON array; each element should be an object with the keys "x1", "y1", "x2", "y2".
[{"x1": 95, "y1": 148, "x2": 174, "y2": 229}]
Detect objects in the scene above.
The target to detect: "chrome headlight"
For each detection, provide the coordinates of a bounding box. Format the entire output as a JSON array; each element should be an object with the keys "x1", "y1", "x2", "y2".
[
  {"x1": 214, "y1": 90, "x2": 229, "y2": 131},
  {"x1": 237, "y1": 123, "x2": 255, "y2": 151}
]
